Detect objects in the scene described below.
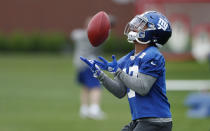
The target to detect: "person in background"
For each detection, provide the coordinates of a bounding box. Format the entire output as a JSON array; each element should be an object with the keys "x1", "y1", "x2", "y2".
[{"x1": 71, "y1": 17, "x2": 105, "y2": 120}]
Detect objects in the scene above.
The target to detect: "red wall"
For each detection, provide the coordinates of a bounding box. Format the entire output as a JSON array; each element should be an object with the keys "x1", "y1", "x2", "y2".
[{"x1": 0, "y1": 0, "x2": 134, "y2": 35}]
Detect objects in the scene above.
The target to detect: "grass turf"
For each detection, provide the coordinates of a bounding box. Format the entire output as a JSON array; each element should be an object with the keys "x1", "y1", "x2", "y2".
[{"x1": 0, "y1": 54, "x2": 210, "y2": 131}]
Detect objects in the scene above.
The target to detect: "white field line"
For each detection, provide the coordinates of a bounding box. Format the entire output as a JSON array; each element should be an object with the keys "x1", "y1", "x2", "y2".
[{"x1": 166, "y1": 80, "x2": 210, "y2": 91}]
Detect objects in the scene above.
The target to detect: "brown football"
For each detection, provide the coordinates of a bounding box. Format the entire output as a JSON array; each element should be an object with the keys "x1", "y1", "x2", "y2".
[{"x1": 87, "y1": 11, "x2": 110, "y2": 47}]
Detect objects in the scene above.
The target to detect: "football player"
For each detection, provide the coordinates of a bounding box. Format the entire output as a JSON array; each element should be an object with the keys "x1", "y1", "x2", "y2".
[{"x1": 80, "y1": 11, "x2": 172, "y2": 131}]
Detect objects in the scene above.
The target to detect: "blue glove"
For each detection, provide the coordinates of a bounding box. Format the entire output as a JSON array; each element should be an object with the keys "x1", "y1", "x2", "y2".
[
  {"x1": 94, "y1": 55, "x2": 118, "y2": 72},
  {"x1": 80, "y1": 56, "x2": 101, "y2": 78}
]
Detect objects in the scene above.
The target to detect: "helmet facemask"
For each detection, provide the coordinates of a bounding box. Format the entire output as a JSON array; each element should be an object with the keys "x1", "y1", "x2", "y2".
[{"x1": 124, "y1": 15, "x2": 156, "y2": 44}]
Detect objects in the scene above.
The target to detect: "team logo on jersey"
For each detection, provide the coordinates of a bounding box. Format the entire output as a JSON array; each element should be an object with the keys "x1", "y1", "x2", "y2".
[{"x1": 157, "y1": 18, "x2": 168, "y2": 31}]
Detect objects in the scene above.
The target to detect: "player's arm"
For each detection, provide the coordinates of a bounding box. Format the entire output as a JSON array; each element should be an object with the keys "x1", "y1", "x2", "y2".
[
  {"x1": 115, "y1": 69, "x2": 157, "y2": 96},
  {"x1": 98, "y1": 72, "x2": 127, "y2": 98},
  {"x1": 94, "y1": 55, "x2": 156, "y2": 96},
  {"x1": 80, "y1": 56, "x2": 127, "y2": 99},
  {"x1": 115, "y1": 56, "x2": 164, "y2": 96}
]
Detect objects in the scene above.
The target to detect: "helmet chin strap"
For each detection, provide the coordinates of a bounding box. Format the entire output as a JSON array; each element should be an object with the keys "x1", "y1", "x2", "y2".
[
  {"x1": 135, "y1": 39, "x2": 163, "y2": 48},
  {"x1": 135, "y1": 38, "x2": 151, "y2": 44},
  {"x1": 127, "y1": 31, "x2": 151, "y2": 44}
]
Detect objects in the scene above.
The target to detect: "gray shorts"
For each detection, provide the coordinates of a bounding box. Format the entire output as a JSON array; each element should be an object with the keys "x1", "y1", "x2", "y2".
[{"x1": 121, "y1": 119, "x2": 172, "y2": 131}]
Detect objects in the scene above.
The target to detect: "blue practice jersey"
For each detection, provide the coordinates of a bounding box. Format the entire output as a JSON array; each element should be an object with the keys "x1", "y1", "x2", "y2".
[{"x1": 118, "y1": 46, "x2": 171, "y2": 120}]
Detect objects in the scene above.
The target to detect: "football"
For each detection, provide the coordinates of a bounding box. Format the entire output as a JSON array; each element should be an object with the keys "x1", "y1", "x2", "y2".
[{"x1": 87, "y1": 11, "x2": 111, "y2": 47}]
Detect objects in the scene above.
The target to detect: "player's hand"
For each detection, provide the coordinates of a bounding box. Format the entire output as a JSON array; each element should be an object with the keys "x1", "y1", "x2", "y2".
[
  {"x1": 80, "y1": 56, "x2": 101, "y2": 78},
  {"x1": 94, "y1": 55, "x2": 118, "y2": 72}
]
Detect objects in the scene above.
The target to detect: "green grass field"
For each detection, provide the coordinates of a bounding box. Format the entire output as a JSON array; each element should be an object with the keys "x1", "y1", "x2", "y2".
[{"x1": 0, "y1": 54, "x2": 210, "y2": 131}]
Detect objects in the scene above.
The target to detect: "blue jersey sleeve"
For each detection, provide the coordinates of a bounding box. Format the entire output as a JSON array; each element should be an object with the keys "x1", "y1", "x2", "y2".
[{"x1": 139, "y1": 54, "x2": 165, "y2": 78}]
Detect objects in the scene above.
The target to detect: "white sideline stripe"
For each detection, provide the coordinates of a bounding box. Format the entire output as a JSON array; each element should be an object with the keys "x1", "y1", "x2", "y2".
[{"x1": 166, "y1": 80, "x2": 210, "y2": 91}]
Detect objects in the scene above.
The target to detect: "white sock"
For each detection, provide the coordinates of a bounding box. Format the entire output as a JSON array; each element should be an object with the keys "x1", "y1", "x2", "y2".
[
  {"x1": 80, "y1": 104, "x2": 89, "y2": 115},
  {"x1": 89, "y1": 104, "x2": 100, "y2": 114}
]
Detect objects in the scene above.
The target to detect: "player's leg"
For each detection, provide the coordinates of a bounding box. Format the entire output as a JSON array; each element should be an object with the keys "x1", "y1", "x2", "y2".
[
  {"x1": 133, "y1": 120, "x2": 172, "y2": 131},
  {"x1": 88, "y1": 87, "x2": 106, "y2": 120},
  {"x1": 79, "y1": 87, "x2": 89, "y2": 118},
  {"x1": 89, "y1": 87, "x2": 101, "y2": 105},
  {"x1": 77, "y1": 68, "x2": 90, "y2": 118},
  {"x1": 121, "y1": 121, "x2": 138, "y2": 131},
  {"x1": 159, "y1": 122, "x2": 173, "y2": 131}
]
